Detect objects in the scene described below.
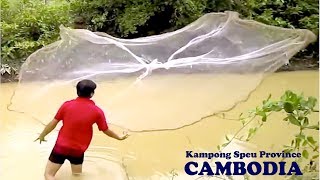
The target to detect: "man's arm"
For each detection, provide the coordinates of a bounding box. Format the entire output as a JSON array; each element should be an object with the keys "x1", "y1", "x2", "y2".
[
  {"x1": 103, "y1": 129, "x2": 128, "y2": 140},
  {"x1": 96, "y1": 108, "x2": 129, "y2": 141},
  {"x1": 35, "y1": 119, "x2": 59, "y2": 143}
]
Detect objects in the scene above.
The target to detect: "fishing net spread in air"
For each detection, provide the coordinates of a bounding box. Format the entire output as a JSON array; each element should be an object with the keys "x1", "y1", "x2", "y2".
[{"x1": 10, "y1": 11, "x2": 316, "y2": 131}]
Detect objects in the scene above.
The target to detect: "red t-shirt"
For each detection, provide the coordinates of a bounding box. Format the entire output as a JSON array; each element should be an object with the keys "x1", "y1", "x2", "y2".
[{"x1": 53, "y1": 97, "x2": 108, "y2": 156}]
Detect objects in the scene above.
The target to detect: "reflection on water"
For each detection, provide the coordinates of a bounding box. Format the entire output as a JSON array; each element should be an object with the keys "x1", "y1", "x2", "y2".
[{"x1": 0, "y1": 71, "x2": 318, "y2": 180}]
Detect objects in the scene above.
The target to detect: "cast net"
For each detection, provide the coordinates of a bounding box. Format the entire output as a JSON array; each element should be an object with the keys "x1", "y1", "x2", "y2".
[{"x1": 9, "y1": 11, "x2": 316, "y2": 131}]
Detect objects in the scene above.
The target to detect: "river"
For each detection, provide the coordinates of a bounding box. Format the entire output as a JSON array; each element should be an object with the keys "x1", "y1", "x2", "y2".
[{"x1": 0, "y1": 71, "x2": 318, "y2": 180}]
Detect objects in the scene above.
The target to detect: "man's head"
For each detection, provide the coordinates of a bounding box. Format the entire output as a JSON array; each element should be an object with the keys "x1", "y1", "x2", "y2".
[{"x1": 76, "y1": 79, "x2": 97, "y2": 98}]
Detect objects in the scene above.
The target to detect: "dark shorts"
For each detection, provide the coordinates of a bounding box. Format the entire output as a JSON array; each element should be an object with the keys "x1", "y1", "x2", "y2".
[{"x1": 49, "y1": 146, "x2": 84, "y2": 165}]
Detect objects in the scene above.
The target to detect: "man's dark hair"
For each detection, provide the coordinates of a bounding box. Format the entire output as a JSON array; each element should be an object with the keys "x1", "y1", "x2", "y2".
[{"x1": 76, "y1": 79, "x2": 97, "y2": 98}]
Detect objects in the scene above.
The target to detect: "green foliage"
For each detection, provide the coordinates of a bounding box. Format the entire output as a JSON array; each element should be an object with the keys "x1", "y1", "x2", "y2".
[
  {"x1": 240, "y1": 0, "x2": 319, "y2": 57},
  {"x1": 171, "y1": 0, "x2": 206, "y2": 28},
  {"x1": 69, "y1": 0, "x2": 208, "y2": 37},
  {"x1": 218, "y1": 90, "x2": 319, "y2": 177},
  {"x1": 116, "y1": 1, "x2": 156, "y2": 36},
  {"x1": 1, "y1": 0, "x2": 318, "y2": 75},
  {"x1": 1, "y1": 0, "x2": 71, "y2": 73},
  {"x1": 69, "y1": 0, "x2": 318, "y2": 56}
]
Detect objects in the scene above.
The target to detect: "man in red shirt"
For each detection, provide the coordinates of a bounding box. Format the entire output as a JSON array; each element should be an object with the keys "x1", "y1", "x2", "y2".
[{"x1": 35, "y1": 79, "x2": 129, "y2": 180}]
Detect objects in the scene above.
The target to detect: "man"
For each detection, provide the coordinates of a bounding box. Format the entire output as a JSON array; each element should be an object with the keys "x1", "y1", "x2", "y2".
[{"x1": 35, "y1": 79, "x2": 129, "y2": 180}]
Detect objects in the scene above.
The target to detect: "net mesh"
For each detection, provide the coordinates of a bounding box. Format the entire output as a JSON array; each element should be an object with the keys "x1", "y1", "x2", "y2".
[{"x1": 9, "y1": 11, "x2": 316, "y2": 131}]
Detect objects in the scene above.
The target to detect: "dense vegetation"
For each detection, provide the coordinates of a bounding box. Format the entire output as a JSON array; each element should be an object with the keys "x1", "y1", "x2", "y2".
[
  {"x1": 218, "y1": 90, "x2": 319, "y2": 179},
  {"x1": 1, "y1": 0, "x2": 319, "y2": 76},
  {"x1": 1, "y1": 0, "x2": 70, "y2": 74}
]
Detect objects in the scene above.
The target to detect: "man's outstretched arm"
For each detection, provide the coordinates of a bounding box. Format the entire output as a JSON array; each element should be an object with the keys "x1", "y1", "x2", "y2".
[
  {"x1": 35, "y1": 119, "x2": 59, "y2": 143},
  {"x1": 103, "y1": 129, "x2": 129, "y2": 140}
]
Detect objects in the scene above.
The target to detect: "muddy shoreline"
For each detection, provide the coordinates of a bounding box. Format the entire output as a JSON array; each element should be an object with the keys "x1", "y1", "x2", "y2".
[{"x1": 1, "y1": 57, "x2": 318, "y2": 83}]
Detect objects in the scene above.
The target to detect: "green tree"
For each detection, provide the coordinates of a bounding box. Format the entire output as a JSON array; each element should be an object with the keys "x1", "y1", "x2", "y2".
[
  {"x1": 69, "y1": 0, "x2": 318, "y2": 57},
  {"x1": 1, "y1": 0, "x2": 70, "y2": 70},
  {"x1": 1, "y1": 0, "x2": 318, "y2": 74}
]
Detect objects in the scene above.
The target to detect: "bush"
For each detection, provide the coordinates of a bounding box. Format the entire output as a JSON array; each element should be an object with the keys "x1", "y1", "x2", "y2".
[
  {"x1": 70, "y1": 0, "x2": 318, "y2": 57},
  {"x1": 69, "y1": 0, "x2": 207, "y2": 38},
  {"x1": 218, "y1": 90, "x2": 319, "y2": 179},
  {"x1": 240, "y1": 0, "x2": 319, "y2": 58},
  {"x1": 1, "y1": 0, "x2": 318, "y2": 75},
  {"x1": 1, "y1": 0, "x2": 71, "y2": 70}
]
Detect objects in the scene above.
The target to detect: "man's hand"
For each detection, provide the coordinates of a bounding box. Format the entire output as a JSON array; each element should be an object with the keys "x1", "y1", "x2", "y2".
[
  {"x1": 34, "y1": 119, "x2": 59, "y2": 144},
  {"x1": 34, "y1": 135, "x2": 47, "y2": 144},
  {"x1": 119, "y1": 131, "x2": 129, "y2": 140},
  {"x1": 103, "y1": 129, "x2": 130, "y2": 140}
]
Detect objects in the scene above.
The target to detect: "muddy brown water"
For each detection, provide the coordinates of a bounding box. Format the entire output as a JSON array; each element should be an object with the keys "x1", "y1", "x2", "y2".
[{"x1": 0, "y1": 71, "x2": 318, "y2": 180}]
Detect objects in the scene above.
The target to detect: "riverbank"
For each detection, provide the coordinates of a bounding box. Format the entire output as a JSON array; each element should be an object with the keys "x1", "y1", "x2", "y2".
[
  {"x1": 277, "y1": 57, "x2": 318, "y2": 72},
  {"x1": 1, "y1": 57, "x2": 318, "y2": 83}
]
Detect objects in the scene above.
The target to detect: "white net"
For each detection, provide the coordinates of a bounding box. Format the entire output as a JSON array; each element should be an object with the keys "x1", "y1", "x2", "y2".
[{"x1": 9, "y1": 11, "x2": 316, "y2": 131}]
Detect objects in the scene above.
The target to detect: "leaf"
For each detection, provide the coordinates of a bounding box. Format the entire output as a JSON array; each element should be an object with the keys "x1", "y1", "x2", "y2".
[
  {"x1": 283, "y1": 148, "x2": 293, "y2": 153},
  {"x1": 299, "y1": 99, "x2": 308, "y2": 108},
  {"x1": 302, "y1": 140, "x2": 308, "y2": 146},
  {"x1": 262, "y1": 114, "x2": 267, "y2": 122},
  {"x1": 221, "y1": 143, "x2": 229, "y2": 148},
  {"x1": 302, "y1": 150, "x2": 309, "y2": 159},
  {"x1": 295, "y1": 138, "x2": 302, "y2": 148},
  {"x1": 284, "y1": 102, "x2": 294, "y2": 113},
  {"x1": 225, "y1": 135, "x2": 230, "y2": 141},
  {"x1": 273, "y1": 104, "x2": 282, "y2": 112},
  {"x1": 295, "y1": 134, "x2": 305, "y2": 139},
  {"x1": 255, "y1": 110, "x2": 264, "y2": 116},
  {"x1": 307, "y1": 97, "x2": 317, "y2": 109},
  {"x1": 302, "y1": 117, "x2": 309, "y2": 126},
  {"x1": 288, "y1": 114, "x2": 301, "y2": 126},
  {"x1": 305, "y1": 124, "x2": 319, "y2": 130},
  {"x1": 256, "y1": 111, "x2": 267, "y2": 122},
  {"x1": 246, "y1": 132, "x2": 252, "y2": 141},
  {"x1": 285, "y1": 90, "x2": 293, "y2": 98},
  {"x1": 266, "y1": 94, "x2": 272, "y2": 101},
  {"x1": 246, "y1": 127, "x2": 258, "y2": 141},
  {"x1": 241, "y1": 119, "x2": 246, "y2": 126},
  {"x1": 312, "y1": 154, "x2": 319, "y2": 159},
  {"x1": 281, "y1": 92, "x2": 287, "y2": 101},
  {"x1": 307, "y1": 136, "x2": 316, "y2": 145}
]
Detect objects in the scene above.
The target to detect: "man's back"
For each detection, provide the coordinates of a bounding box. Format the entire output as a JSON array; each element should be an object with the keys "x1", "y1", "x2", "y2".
[
  {"x1": 35, "y1": 79, "x2": 128, "y2": 180},
  {"x1": 54, "y1": 97, "x2": 108, "y2": 155}
]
